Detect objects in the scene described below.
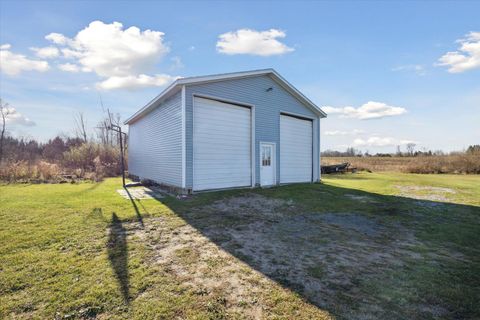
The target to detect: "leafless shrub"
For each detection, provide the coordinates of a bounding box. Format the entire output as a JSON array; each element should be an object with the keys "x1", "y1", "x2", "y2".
[
  {"x1": 62, "y1": 142, "x2": 122, "y2": 178},
  {"x1": 36, "y1": 161, "x2": 62, "y2": 180},
  {"x1": 0, "y1": 161, "x2": 30, "y2": 182}
]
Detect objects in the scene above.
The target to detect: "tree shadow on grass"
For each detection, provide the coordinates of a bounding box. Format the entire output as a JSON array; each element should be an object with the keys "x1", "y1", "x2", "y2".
[
  {"x1": 158, "y1": 183, "x2": 480, "y2": 319},
  {"x1": 107, "y1": 213, "x2": 129, "y2": 303}
]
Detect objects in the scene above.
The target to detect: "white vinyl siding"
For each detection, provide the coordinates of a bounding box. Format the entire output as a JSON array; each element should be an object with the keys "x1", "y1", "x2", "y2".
[
  {"x1": 280, "y1": 114, "x2": 313, "y2": 183},
  {"x1": 128, "y1": 92, "x2": 182, "y2": 187},
  {"x1": 127, "y1": 74, "x2": 321, "y2": 191},
  {"x1": 193, "y1": 97, "x2": 251, "y2": 191},
  {"x1": 185, "y1": 75, "x2": 320, "y2": 188}
]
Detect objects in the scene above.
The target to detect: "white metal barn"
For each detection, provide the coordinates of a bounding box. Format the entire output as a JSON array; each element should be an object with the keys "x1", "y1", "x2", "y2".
[{"x1": 125, "y1": 69, "x2": 327, "y2": 193}]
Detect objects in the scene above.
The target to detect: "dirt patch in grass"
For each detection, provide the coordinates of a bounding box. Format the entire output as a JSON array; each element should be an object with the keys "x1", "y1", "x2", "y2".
[
  {"x1": 344, "y1": 194, "x2": 378, "y2": 203},
  {"x1": 320, "y1": 212, "x2": 384, "y2": 236},
  {"x1": 200, "y1": 193, "x2": 295, "y2": 216},
  {"x1": 116, "y1": 187, "x2": 165, "y2": 200},
  {"x1": 129, "y1": 218, "x2": 328, "y2": 318},
  {"x1": 126, "y1": 206, "x2": 327, "y2": 318},
  {"x1": 126, "y1": 194, "x2": 465, "y2": 319},
  {"x1": 150, "y1": 222, "x2": 268, "y2": 318},
  {"x1": 395, "y1": 185, "x2": 456, "y2": 202},
  {"x1": 212, "y1": 211, "x2": 426, "y2": 318}
]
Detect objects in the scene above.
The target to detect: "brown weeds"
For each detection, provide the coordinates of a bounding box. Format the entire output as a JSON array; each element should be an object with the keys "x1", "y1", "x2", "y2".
[
  {"x1": 0, "y1": 143, "x2": 125, "y2": 183},
  {"x1": 322, "y1": 155, "x2": 480, "y2": 174}
]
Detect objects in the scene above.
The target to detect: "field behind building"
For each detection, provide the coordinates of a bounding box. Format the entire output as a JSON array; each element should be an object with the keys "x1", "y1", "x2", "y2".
[{"x1": 322, "y1": 154, "x2": 480, "y2": 174}]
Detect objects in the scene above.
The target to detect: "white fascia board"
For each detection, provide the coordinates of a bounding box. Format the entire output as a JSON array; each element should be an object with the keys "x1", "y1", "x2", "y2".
[
  {"x1": 124, "y1": 81, "x2": 180, "y2": 124},
  {"x1": 176, "y1": 68, "x2": 274, "y2": 86},
  {"x1": 270, "y1": 70, "x2": 327, "y2": 118}
]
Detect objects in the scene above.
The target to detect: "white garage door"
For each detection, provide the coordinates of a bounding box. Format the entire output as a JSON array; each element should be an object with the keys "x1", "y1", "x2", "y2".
[
  {"x1": 280, "y1": 114, "x2": 313, "y2": 183},
  {"x1": 193, "y1": 97, "x2": 252, "y2": 191}
]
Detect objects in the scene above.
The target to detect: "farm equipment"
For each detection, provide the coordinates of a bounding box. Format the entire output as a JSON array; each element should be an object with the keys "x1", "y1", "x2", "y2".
[{"x1": 321, "y1": 162, "x2": 357, "y2": 174}]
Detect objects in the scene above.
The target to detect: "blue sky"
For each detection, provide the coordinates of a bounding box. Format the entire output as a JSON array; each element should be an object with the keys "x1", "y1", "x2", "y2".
[{"x1": 1, "y1": 0, "x2": 479, "y2": 153}]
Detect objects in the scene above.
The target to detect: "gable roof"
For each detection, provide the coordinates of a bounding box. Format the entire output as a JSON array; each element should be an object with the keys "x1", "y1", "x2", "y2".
[{"x1": 124, "y1": 68, "x2": 327, "y2": 124}]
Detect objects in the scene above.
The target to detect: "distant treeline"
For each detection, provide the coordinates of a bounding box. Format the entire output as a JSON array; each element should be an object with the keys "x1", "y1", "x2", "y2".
[
  {"x1": 1, "y1": 135, "x2": 85, "y2": 163},
  {"x1": 0, "y1": 135, "x2": 125, "y2": 183}
]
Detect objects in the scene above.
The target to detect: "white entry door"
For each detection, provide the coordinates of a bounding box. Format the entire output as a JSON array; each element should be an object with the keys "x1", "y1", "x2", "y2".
[{"x1": 260, "y1": 143, "x2": 275, "y2": 186}]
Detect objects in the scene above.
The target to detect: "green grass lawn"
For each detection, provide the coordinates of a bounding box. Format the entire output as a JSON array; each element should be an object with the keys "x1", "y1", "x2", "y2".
[{"x1": 1, "y1": 173, "x2": 479, "y2": 319}]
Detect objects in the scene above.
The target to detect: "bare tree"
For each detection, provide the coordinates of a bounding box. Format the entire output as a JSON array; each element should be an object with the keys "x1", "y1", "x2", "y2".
[
  {"x1": 406, "y1": 143, "x2": 416, "y2": 156},
  {"x1": 0, "y1": 99, "x2": 12, "y2": 163},
  {"x1": 96, "y1": 110, "x2": 121, "y2": 146},
  {"x1": 96, "y1": 92, "x2": 113, "y2": 146},
  {"x1": 345, "y1": 147, "x2": 358, "y2": 157},
  {"x1": 74, "y1": 112, "x2": 88, "y2": 143},
  {"x1": 96, "y1": 117, "x2": 109, "y2": 145},
  {"x1": 396, "y1": 145, "x2": 402, "y2": 156},
  {"x1": 95, "y1": 92, "x2": 122, "y2": 147}
]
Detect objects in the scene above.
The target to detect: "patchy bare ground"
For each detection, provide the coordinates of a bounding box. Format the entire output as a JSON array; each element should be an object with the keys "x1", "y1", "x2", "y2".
[
  {"x1": 395, "y1": 185, "x2": 456, "y2": 202},
  {"x1": 344, "y1": 194, "x2": 378, "y2": 203},
  {"x1": 123, "y1": 196, "x2": 330, "y2": 319},
  {"x1": 116, "y1": 187, "x2": 165, "y2": 200},
  {"x1": 120, "y1": 193, "x2": 465, "y2": 319}
]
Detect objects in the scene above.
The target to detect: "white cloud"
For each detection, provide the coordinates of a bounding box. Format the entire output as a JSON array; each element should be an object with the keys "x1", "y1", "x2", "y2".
[
  {"x1": 436, "y1": 31, "x2": 480, "y2": 73},
  {"x1": 96, "y1": 74, "x2": 176, "y2": 90},
  {"x1": 322, "y1": 101, "x2": 407, "y2": 120},
  {"x1": 353, "y1": 137, "x2": 395, "y2": 147},
  {"x1": 30, "y1": 46, "x2": 60, "y2": 59},
  {"x1": 216, "y1": 28, "x2": 294, "y2": 56},
  {"x1": 353, "y1": 136, "x2": 417, "y2": 147},
  {"x1": 0, "y1": 44, "x2": 49, "y2": 75},
  {"x1": 45, "y1": 32, "x2": 69, "y2": 45},
  {"x1": 324, "y1": 129, "x2": 364, "y2": 136},
  {"x1": 0, "y1": 44, "x2": 11, "y2": 50},
  {"x1": 1, "y1": 106, "x2": 35, "y2": 126},
  {"x1": 46, "y1": 20, "x2": 173, "y2": 89},
  {"x1": 325, "y1": 130, "x2": 348, "y2": 136},
  {"x1": 58, "y1": 63, "x2": 81, "y2": 72},
  {"x1": 61, "y1": 48, "x2": 83, "y2": 59},
  {"x1": 392, "y1": 64, "x2": 426, "y2": 76}
]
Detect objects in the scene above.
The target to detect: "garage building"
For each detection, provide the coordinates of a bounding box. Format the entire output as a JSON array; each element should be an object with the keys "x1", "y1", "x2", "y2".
[{"x1": 125, "y1": 69, "x2": 327, "y2": 193}]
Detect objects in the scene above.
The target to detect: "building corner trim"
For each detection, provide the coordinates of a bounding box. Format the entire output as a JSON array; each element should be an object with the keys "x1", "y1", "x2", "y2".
[{"x1": 181, "y1": 85, "x2": 186, "y2": 188}]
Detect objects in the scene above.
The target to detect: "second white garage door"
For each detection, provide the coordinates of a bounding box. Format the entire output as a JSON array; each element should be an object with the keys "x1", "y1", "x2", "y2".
[
  {"x1": 193, "y1": 97, "x2": 252, "y2": 191},
  {"x1": 280, "y1": 114, "x2": 313, "y2": 183}
]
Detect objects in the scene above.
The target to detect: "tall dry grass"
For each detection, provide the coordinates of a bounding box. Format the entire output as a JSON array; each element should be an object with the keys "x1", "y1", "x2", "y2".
[
  {"x1": 0, "y1": 142, "x2": 125, "y2": 183},
  {"x1": 0, "y1": 161, "x2": 62, "y2": 183},
  {"x1": 322, "y1": 155, "x2": 480, "y2": 174}
]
